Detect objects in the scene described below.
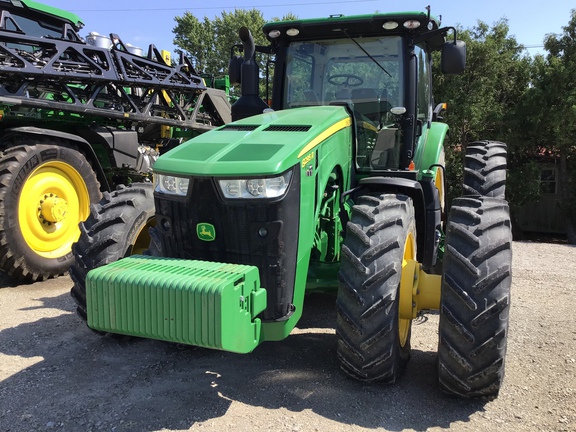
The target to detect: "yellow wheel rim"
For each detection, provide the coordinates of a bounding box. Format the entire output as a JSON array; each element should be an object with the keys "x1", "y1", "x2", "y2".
[
  {"x1": 18, "y1": 161, "x2": 90, "y2": 259},
  {"x1": 399, "y1": 230, "x2": 416, "y2": 347},
  {"x1": 132, "y1": 218, "x2": 156, "y2": 255},
  {"x1": 435, "y1": 150, "x2": 446, "y2": 215},
  {"x1": 435, "y1": 167, "x2": 445, "y2": 214}
]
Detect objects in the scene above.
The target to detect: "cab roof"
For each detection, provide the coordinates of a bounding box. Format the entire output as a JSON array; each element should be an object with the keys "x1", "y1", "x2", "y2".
[{"x1": 263, "y1": 11, "x2": 441, "y2": 41}]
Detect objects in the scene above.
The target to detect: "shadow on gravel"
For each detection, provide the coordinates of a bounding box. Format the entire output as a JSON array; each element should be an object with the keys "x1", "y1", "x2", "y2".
[
  {"x1": 0, "y1": 291, "x2": 487, "y2": 431},
  {"x1": 0, "y1": 270, "x2": 19, "y2": 288}
]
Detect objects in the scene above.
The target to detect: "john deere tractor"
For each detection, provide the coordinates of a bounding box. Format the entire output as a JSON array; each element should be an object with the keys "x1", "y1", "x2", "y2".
[{"x1": 71, "y1": 10, "x2": 512, "y2": 398}]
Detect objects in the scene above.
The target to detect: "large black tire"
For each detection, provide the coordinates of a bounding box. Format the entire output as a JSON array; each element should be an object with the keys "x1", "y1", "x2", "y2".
[
  {"x1": 438, "y1": 196, "x2": 512, "y2": 398},
  {"x1": 462, "y1": 141, "x2": 507, "y2": 198},
  {"x1": 336, "y1": 193, "x2": 416, "y2": 382},
  {"x1": 0, "y1": 144, "x2": 101, "y2": 283},
  {"x1": 70, "y1": 183, "x2": 155, "y2": 320}
]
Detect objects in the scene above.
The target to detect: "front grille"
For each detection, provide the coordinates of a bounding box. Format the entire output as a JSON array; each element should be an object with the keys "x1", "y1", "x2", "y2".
[{"x1": 154, "y1": 168, "x2": 301, "y2": 321}]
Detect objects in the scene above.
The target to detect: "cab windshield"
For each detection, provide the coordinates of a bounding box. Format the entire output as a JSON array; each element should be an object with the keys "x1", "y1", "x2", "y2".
[{"x1": 282, "y1": 36, "x2": 405, "y2": 170}]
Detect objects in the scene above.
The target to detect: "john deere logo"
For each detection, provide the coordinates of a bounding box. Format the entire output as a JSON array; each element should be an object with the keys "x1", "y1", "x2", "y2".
[{"x1": 197, "y1": 223, "x2": 216, "y2": 241}]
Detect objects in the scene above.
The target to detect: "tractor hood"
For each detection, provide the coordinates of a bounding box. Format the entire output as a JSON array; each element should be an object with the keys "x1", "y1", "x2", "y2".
[{"x1": 153, "y1": 105, "x2": 352, "y2": 177}]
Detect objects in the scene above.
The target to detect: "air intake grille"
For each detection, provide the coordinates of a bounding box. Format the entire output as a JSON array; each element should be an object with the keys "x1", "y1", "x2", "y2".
[
  {"x1": 218, "y1": 125, "x2": 259, "y2": 131},
  {"x1": 264, "y1": 125, "x2": 311, "y2": 132}
]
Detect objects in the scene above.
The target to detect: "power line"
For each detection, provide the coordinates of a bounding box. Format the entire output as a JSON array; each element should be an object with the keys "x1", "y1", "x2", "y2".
[
  {"x1": 68, "y1": 0, "x2": 379, "y2": 13},
  {"x1": 65, "y1": 3, "x2": 550, "y2": 52}
]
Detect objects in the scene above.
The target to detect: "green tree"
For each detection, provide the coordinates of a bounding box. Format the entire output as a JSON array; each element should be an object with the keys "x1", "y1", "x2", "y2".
[
  {"x1": 173, "y1": 10, "x2": 298, "y2": 75},
  {"x1": 172, "y1": 14, "x2": 213, "y2": 72},
  {"x1": 433, "y1": 19, "x2": 532, "y2": 212},
  {"x1": 519, "y1": 10, "x2": 576, "y2": 242},
  {"x1": 173, "y1": 9, "x2": 267, "y2": 74}
]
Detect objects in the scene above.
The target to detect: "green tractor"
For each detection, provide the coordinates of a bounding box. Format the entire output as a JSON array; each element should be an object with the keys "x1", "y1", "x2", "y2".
[{"x1": 71, "y1": 10, "x2": 512, "y2": 398}]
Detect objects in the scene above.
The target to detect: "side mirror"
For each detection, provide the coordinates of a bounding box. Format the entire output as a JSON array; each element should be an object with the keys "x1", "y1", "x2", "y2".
[
  {"x1": 228, "y1": 55, "x2": 243, "y2": 85},
  {"x1": 441, "y1": 40, "x2": 466, "y2": 75}
]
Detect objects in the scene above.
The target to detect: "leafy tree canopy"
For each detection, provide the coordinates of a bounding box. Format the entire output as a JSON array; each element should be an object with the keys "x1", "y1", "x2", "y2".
[
  {"x1": 523, "y1": 10, "x2": 576, "y2": 152},
  {"x1": 519, "y1": 10, "x2": 576, "y2": 241},
  {"x1": 433, "y1": 19, "x2": 531, "y2": 148},
  {"x1": 433, "y1": 19, "x2": 532, "y2": 209},
  {"x1": 172, "y1": 10, "x2": 297, "y2": 74}
]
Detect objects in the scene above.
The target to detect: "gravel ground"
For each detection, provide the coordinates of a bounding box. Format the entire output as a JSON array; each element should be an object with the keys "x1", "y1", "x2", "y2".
[{"x1": 0, "y1": 241, "x2": 575, "y2": 432}]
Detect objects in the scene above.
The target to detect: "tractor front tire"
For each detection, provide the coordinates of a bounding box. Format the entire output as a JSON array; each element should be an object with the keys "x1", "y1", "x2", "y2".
[
  {"x1": 70, "y1": 183, "x2": 155, "y2": 320},
  {"x1": 438, "y1": 196, "x2": 512, "y2": 398},
  {"x1": 0, "y1": 144, "x2": 101, "y2": 283},
  {"x1": 462, "y1": 141, "x2": 507, "y2": 198},
  {"x1": 336, "y1": 193, "x2": 416, "y2": 382}
]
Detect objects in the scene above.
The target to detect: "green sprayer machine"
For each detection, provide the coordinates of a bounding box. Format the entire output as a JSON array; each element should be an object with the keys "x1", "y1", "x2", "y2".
[{"x1": 0, "y1": 0, "x2": 230, "y2": 283}]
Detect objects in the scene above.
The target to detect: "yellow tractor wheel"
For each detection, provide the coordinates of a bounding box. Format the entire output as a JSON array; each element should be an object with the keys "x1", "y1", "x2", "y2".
[
  {"x1": 336, "y1": 193, "x2": 416, "y2": 382},
  {"x1": 0, "y1": 144, "x2": 101, "y2": 282}
]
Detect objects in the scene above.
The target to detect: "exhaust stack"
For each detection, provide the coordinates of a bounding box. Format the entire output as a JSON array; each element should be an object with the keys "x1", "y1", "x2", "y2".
[{"x1": 231, "y1": 27, "x2": 269, "y2": 121}]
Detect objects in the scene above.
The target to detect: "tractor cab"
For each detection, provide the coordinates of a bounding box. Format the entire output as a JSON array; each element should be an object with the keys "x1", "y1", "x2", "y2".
[
  {"x1": 280, "y1": 35, "x2": 404, "y2": 171},
  {"x1": 231, "y1": 12, "x2": 465, "y2": 175}
]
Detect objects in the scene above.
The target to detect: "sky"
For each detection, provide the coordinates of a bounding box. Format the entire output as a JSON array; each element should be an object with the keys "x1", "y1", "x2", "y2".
[{"x1": 43, "y1": 0, "x2": 574, "y2": 58}]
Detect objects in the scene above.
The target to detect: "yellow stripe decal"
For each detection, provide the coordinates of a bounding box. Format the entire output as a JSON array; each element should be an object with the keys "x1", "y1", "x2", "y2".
[{"x1": 297, "y1": 117, "x2": 352, "y2": 158}]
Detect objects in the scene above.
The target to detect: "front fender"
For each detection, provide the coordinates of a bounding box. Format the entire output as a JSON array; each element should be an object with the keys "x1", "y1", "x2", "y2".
[{"x1": 416, "y1": 121, "x2": 448, "y2": 176}]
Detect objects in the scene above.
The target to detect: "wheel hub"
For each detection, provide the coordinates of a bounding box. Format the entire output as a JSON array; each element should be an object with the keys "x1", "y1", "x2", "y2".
[{"x1": 39, "y1": 194, "x2": 68, "y2": 224}]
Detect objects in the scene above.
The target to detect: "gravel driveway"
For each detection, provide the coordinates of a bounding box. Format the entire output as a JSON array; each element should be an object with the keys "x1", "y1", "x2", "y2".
[{"x1": 0, "y1": 241, "x2": 575, "y2": 432}]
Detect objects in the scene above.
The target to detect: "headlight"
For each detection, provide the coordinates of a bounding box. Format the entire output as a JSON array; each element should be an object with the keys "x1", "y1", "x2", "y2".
[
  {"x1": 154, "y1": 173, "x2": 190, "y2": 196},
  {"x1": 218, "y1": 171, "x2": 293, "y2": 199}
]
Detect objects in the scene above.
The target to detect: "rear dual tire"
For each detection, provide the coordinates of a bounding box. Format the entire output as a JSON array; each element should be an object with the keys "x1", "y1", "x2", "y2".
[
  {"x1": 437, "y1": 140, "x2": 512, "y2": 398},
  {"x1": 463, "y1": 141, "x2": 507, "y2": 198},
  {"x1": 438, "y1": 196, "x2": 512, "y2": 398}
]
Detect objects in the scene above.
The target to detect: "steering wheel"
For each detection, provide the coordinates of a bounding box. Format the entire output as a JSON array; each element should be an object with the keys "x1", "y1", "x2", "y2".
[{"x1": 327, "y1": 74, "x2": 364, "y2": 87}]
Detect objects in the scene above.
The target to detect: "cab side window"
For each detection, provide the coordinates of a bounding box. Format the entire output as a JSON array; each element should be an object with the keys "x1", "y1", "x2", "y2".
[{"x1": 415, "y1": 44, "x2": 432, "y2": 123}]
